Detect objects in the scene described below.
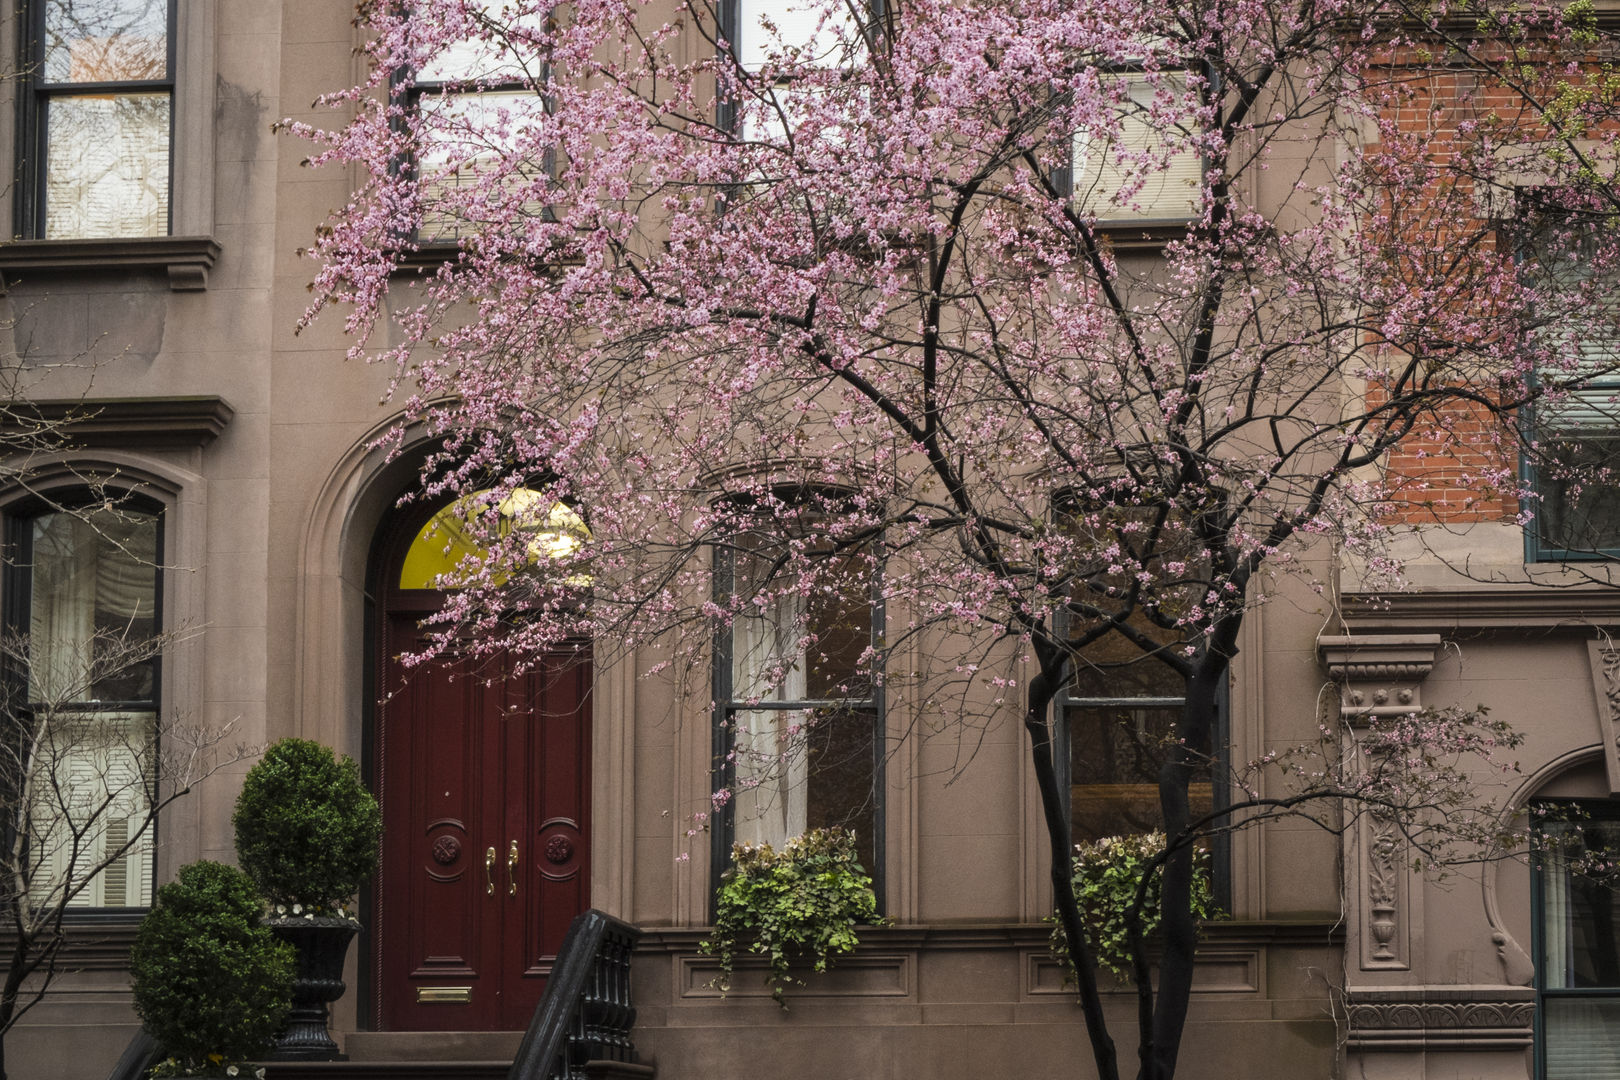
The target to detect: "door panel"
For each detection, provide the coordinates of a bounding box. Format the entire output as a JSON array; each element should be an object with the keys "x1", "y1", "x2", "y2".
[{"x1": 376, "y1": 615, "x2": 591, "y2": 1031}]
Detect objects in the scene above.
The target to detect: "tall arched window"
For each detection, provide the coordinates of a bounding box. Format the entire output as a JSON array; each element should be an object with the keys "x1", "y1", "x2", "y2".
[
  {"x1": 711, "y1": 495, "x2": 883, "y2": 894},
  {"x1": 1534, "y1": 799, "x2": 1620, "y2": 1079},
  {"x1": 4, "y1": 495, "x2": 162, "y2": 909}
]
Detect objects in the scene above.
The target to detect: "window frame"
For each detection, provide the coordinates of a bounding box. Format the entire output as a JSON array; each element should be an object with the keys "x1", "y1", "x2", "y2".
[
  {"x1": 1051, "y1": 626, "x2": 1231, "y2": 910},
  {"x1": 1055, "y1": 59, "x2": 1209, "y2": 229},
  {"x1": 392, "y1": 2, "x2": 554, "y2": 248},
  {"x1": 13, "y1": 0, "x2": 179, "y2": 240},
  {"x1": 1, "y1": 489, "x2": 165, "y2": 914},
  {"x1": 708, "y1": 518, "x2": 886, "y2": 913},
  {"x1": 1515, "y1": 199, "x2": 1620, "y2": 563},
  {"x1": 715, "y1": 0, "x2": 882, "y2": 137},
  {"x1": 1530, "y1": 798, "x2": 1620, "y2": 1080}
]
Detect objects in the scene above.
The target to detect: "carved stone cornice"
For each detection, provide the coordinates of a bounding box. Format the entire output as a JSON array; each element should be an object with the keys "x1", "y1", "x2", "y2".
[
  {"x1": 1, "y1": 396, "x2": 235, "y2": 449},
  {"x1": 1342, "y1": 588, "x2": 1620, "y2": 632},
  {"x1": 1317, "y1": 634, "x2": 1442, "y2": 721},
  {"x1": 1345, "y1": 991, "x2": 1535, "y2": 1052}
]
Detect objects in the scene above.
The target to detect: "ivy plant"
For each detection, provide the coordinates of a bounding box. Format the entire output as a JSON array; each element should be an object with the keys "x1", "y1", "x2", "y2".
[
  {"x1": 701, "y1": 828, "x2": 879, "y2": 1006},
  {"x1": 1051, "y1": 832, "x2": 1220, "y2": 983}
]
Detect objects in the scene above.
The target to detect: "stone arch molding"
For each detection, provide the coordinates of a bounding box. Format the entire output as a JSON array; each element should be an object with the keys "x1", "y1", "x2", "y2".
[
  {"x1": 292, "y1": 409, "x2": 446, "y2": 757},
  {"x1": 1478, "y1": 744, "x2": 1609, "y2": 987},
  {"x1": 0, "y1": 451, "x2": 210, "y2": 713},
  {"x1": 293, "y1": 408, "x2": 637, "y2": 918}
]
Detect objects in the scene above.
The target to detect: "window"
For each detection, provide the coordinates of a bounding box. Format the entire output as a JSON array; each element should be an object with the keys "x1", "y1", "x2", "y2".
[
  {"x1": 1522, "y1": 208, "x2": 1620, "y2": 559},
  {"x1": 403, "y1": 1, "x2": 549, "y2": 243},
  {"x1": 711, "y1": 515, "x2": 882, "y2": 888},
  {"x1": 1058, "y1": 622, "x2": 1217, "y2": 844},
  {"x1": 4, "y1": 497, "x2": 162, "y2": 909},
  {"x1": 1534, "y1": 803, "x2": 1620, "y2": 1080},
  {"x1": 719, "y1": 0, "x2": 873, "y2": 143},
  {"x1": 17, "y1": 0, "x2": 174, "y2": 239},
  {"x1": 1067, "y1": 70, "x2": 1202, "y2": 224}
]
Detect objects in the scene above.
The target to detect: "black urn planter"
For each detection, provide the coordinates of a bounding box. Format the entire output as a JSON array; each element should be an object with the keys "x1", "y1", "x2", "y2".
[{"x1": 264, "y1": 915, "x2": 359, "y2": 1060}]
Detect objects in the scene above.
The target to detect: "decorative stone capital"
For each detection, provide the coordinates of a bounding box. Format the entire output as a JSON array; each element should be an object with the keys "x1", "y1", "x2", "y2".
[{"x1": 1317, "y1": 634, "x2": 1443, "y2": 723}]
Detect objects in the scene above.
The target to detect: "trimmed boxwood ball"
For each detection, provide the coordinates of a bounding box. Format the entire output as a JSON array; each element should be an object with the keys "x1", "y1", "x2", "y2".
[
  {"x1": 130, "y1": 861, "x2": 295, "y2": 1070},
  {"x1": 233, "y1": 738, "x2": 381, "y2": 910}
]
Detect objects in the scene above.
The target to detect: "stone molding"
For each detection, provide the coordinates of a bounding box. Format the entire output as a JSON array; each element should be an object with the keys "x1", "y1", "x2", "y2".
[
  {"x1": 1317, "y1": 633, "x2": 1442, "y2": 721},
  {"x1": 1341, "y1": 588, "x2": 1620, "y2": 631},
  {"x1": 1587, "y1": 639, "x2": 1620, "y2": 796},
  {"x1": 1, "y1": 396, "x2": 235, "y2": 449},
  {"x1": 1345, "y1": 990, "x2": 1535, "y2": 1052},
  {"x1": 0, "y1": 236, "x2": 222, "y2": 290}
]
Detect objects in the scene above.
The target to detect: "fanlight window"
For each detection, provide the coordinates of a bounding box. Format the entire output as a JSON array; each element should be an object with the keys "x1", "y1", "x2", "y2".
[{"x1": 398, "y1": 487, "x2": 589, "y2": 591}]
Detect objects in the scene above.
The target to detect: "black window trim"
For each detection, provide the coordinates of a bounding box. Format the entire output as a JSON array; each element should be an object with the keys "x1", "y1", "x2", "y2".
[
  {"x1": 1530, "y1": 796, "x2": 1620, "y2": 1080},
  {"x1": 2, "y1": 488, "x2": 165, "y2": 914},
  {"x1": 708, "y1": 523, "x2": 886, "y2": 918},
  {"x1": 14, "y1": 0, "x2": 179, "y2": 240}
]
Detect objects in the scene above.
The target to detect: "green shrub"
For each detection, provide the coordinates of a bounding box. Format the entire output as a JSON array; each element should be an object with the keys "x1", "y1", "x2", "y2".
[
  {"x1": 700, "y1": 828, "x2": 879, "y2": 1006},
  {"x1": 232, "y1": 738, "x2": 381, "y2": 913},
  {"x1": 130, "y1": 861, "x2": 294, "y2": 1076},
  {"x1": 1051, "y1": 832, "x2": 1220, "y2": 983}
]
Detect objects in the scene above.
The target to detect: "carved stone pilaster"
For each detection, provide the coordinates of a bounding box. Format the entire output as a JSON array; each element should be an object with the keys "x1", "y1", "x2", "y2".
[
  {"x1": 1319, "y1": 634, "x2": 1443, "y2": 972},
  {"x1": 1318, "y1": 634, "x2": 1443, "y2": 723},
  {"x1": 1585, "y1": 640, "x2": 1620, "y2": 797}
]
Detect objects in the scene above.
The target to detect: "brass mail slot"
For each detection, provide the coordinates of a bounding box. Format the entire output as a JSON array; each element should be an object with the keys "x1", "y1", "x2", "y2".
[{"x1": 416, "y1": 986, "x2": 472, "y2": 1005}]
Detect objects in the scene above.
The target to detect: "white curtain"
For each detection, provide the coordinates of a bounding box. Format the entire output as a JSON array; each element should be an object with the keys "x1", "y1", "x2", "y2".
[{"x1": 730, "y1": 587, "x2": 809, "y2": 848}]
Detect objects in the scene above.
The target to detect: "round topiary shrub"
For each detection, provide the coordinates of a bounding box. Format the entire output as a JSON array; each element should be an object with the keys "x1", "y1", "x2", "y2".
[
  {"x1": 232, "y1": 738, "x2": 381, "y2": 913},
  {"x1": 130, "y1": 861, "x2": 294, "y2": 1076}
]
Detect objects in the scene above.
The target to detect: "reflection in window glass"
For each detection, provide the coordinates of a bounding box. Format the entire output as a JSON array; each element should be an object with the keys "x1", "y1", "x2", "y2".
[
  {"x1": 732, "y1": 0, "x2": 865, "y2": 71},
  {"x1": 43, "y1": 93, "x2": 170, "y2": 239},
  {"x1": 44, "y1": 0, "x2": 167, "y2": 83},
  {"x1": 1072, "y1": 73, "x2": 1201, "y2": 223},
  {"x1": 416, "y1": 91, "x2": 549, "y2": 241},
  {"x1": 29, "y1": 506, "x2": 158, "y2": 703},
  {"x1": 1064, "y1": 615, "x2": 1213, "y2": 844},
  {"x1": 721, "y1": 533, "x2": 879, "y2": 874},
  {"x1": 1538, "y1": 814, "x2": 1620, "y2": 1078},
  {"x1": 20, "y1": 503, "x2": 160, "y2": 909}
]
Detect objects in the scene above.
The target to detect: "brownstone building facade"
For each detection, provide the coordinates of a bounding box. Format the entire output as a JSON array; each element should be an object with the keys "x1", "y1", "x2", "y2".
[{"x1": 0, "y1": 4, "x2": 1617, "y2": 1080}]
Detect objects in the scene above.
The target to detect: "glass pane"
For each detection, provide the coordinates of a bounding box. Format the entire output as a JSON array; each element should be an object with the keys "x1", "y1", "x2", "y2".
[
  {"x1": 1072, "y1": 73, "x2": 1201, "y2": 222},
  {"x1": 44, "y1": 0, "x2": 167, "y2": 83},
  {"x1": 734, "y1": 0, "x2": 865, "y2": 71},
  {"x1": 730, "y1": 706, "x2": 876, "y2": 869},
  {"x1": 1533, "y1": 438, "x2": 1620, "y2": 553},
  {"x1": 30, "y1": 506, "x2": 158, "y2": 704},
  {"x1": 417, "y1": 90, "x2": 548, "y2": 241},
  {"x1": 399, "y1": 487, "x2": 585, "y2": 589},
  {"x1": 1541, "y1": 819, "x2": 1620, "y2": 989},
  {"x1": 44, "y1": 92, "x2": 170, "y2": 239},
  {"x1": 1544, "y1": 997, "x2": 1620, "y2": 1079},
  {"x1": 1068, "y1": 703, "x2": 1211, "y2": 842},
  {"x1": 419, "y1": 0, "x2": 544, "y2": 84},
  {"x1": 730, "y1": 541, "x2": 872, "y2": 702},
  {"x1": 27, "y1": 711, "x2": 156, "y2": 909}
]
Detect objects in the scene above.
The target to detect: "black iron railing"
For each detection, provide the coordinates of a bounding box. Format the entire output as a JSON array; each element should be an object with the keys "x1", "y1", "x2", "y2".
[{"x1": 508, "y1": 909, "x2": 642, "y2": 1080}]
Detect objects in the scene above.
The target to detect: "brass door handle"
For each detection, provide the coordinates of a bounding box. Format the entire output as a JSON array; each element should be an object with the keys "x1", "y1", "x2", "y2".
[
  {"x1": 485, "y1": 846, "x2": 496, "y2": 896},
  {"x1": 508, "y1": 840, "x2": 519, "y2": 897}
]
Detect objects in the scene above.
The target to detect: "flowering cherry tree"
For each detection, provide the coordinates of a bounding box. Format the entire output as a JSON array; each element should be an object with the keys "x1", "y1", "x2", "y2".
[{"x1": 295, "y1": 2, "x2": 1620, "y2": 1077}]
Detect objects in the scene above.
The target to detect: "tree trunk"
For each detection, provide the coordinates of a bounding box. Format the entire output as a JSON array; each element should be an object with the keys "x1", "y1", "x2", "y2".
[{"x1": 1024, "y1": 651, "x2": 1120, "y2": 1080}]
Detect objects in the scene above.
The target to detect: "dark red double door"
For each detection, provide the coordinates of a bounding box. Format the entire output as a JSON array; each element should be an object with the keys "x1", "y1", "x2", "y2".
[{"x1": 375, "y1": 615, "x2": 590, "y2": 1031}]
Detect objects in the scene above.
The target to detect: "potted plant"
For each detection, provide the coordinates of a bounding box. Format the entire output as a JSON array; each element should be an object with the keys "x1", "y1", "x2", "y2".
[
  {"x1": 130, "y1": 861, "x2": 294, "y2": 1078},
  {"x1": 700, "y1": 827, "x2": 879, "y2": 1005},
  {"x1": 232, "y1": 738, "x2": 381, "y2": 1060}
]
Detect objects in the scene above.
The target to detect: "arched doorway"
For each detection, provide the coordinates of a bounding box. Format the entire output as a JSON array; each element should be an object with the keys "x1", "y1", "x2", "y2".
[{"x1": 369, "y1": 491, "x2": 591, "y2": 1031}]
